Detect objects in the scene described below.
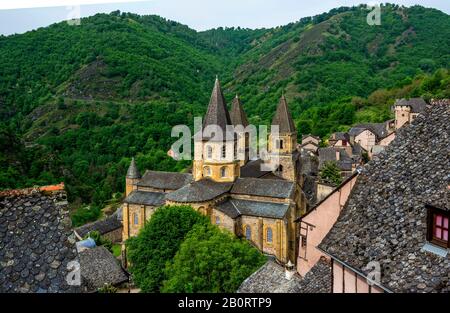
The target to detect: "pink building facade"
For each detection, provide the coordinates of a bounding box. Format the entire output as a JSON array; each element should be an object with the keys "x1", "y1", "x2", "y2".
[{"x1": 296, "y1": 173, "x2": 358, "y2": 277}]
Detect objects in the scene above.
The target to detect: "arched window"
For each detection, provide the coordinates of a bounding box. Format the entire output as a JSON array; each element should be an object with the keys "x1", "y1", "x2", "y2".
[
  {"x1": 266, "y1": 227, "x2": 273, "y2": 243},
  {"x1": 220, "y1": 167, "x2": 227, "y2": 178},
  {"x1": 207, "y1": 146, "x2": 213, "y2": 159},
  {"x1": 245, "y1": 225, "x2": 252, "y2": 240},
  {"x1": 204, "y1": 166, "x2": 211, "y2": 177},
  {"x1": 276, "y1": 165, "x2": 283, "y2": 174},
  {"x1": 133, "y1": 213, "x2": 139, "y2": 225},
  {"x1": 221, "y1": 145, "x2": 226, "y2": 159},
  {"x1": 215, "y1": 216, "x2": 220, "y2": 225}
]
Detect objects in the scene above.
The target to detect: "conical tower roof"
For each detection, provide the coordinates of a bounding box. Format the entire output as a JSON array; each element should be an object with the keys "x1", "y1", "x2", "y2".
[
  {"x1": 230, "y1": 95, "x2": 249, "y2": 127},
  {"x1": 126, "y1": 157, "x2": 141, "y2": 179},
  {"x1": 272, "y1": 95, "x2": 296, "y2": 133},
  {"x1": 203, "y1": 77, "x2": 232, "y2": 131}
]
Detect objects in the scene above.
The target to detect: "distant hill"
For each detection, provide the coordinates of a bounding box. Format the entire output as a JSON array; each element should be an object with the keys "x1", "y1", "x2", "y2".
[{"x1": 0, "y1": 4, "x2": 448, "y2": 224}]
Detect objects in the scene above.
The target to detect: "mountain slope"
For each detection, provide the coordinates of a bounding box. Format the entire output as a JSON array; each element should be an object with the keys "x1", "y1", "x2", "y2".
[{"x1": 0, "y1": 4, "x2": 448, "y2": 224}]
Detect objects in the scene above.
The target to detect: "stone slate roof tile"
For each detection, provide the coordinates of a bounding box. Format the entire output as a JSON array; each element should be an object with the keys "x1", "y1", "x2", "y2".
[
  {"x1": 217, "y1": 199, "x2": 290, "y2": 219},
  {"x1": 124, "y1": 190, "x2": 166, "y2": 206},
  {"x1": 348, "y1": 123, "x2": 389, "y2": 139},
  {"x1": 240, "y1": 159, "x2": 272, "y2": 178},
  {"x1": 137, "y1": 170, "x2": 192, "y2": 190},
  {"x1": 319, "y1": 102, "x2": 450, "y2": 293},
  {"x1": 238, "y1": 258, "x2": 331, "y2": 293},
  {"x1": 231, "y1": 178, "x2": 295, "y2": 199},
  {"x1": 79, "y1": 246, "x2": 128, "y2": 291},
  {"x1": 395, "y1": 98, "x2": 428, "y2": 113},
  {"x1": 230, "y1": 95, "x2": 249, "y2": 127},
  {"x1": 272, "y1": 95, "x2": 296, "y2": 134},
  {"x1": 126, "y1": 157, "x2": 141, "y2": 179},
  {"x1": 203, "y1": 78, "x2": 232, "y2": 133},
  {"x1": 0, "y1": 188, "x2": 81, "y2": 293},
  {"x1": 318, "y1": 147, "x2": 353, "y2": 171},
  {"x1": 74, "y1": 213, "x2": 122, "y2": 238},
  {"x1": 166, "y1": 179, "x2": 233, "y2": 203}
]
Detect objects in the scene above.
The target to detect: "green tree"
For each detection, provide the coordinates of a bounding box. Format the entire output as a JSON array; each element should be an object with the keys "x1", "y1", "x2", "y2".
[
  {"x1": 162, "y1": 223, "x2": 266, "y2": 293},
  {"x1": 319, "y1": 161, "x2": 343, "y2": 186},
  {"x1": 126, "y1": 205, "x2": 209, "y2": 292}
]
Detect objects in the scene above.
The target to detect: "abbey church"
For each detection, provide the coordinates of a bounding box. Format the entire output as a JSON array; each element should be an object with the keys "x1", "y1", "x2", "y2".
[{"x1": 122, "y1": 78, "x2": 308, "y2": 264}]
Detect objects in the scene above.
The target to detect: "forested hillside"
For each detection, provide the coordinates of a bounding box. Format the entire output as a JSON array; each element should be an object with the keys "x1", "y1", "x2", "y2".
[{"x1": 0, "y1": 4, "x2": 448, "y2": 225}]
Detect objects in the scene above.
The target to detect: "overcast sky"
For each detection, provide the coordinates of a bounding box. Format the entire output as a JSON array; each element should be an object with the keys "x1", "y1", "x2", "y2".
[{"x1": 0, "y1": 0, "x2": 449, "y2": 36}]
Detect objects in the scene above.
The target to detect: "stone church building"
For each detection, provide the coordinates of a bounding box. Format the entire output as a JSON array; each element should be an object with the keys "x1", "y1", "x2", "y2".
[{"x1": 122, "y1": 78, "x2": 308, "y2": 264}]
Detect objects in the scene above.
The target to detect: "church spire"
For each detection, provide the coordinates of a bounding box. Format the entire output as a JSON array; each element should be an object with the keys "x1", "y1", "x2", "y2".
[
  {"x1": 272, "y1": 94, "x2": 296, "y2": 133},
  {"x1": 203, "y1": 77, "x2": 232, "y2": 131},
  {"x1": 230, "y1": 94, "x2": 249, "y2": 127},
  {"x1": 126, "y1": 157, "x2": 141, "y2": 179}
]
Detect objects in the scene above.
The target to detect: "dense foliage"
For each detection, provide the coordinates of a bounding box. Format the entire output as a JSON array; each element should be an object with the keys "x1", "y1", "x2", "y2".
[
  {"x1": 0, "y1": 4, "x2": 448, "y2": 225},
  {"x1": 319, "y1": 161, "x2": 344, "y2": 186},
  {"x1": 162, "y1": 223, "x2": 266, "y2": 293},
  {"x1": 126, "y1": 206, "x2": 209, "y2": 293}
]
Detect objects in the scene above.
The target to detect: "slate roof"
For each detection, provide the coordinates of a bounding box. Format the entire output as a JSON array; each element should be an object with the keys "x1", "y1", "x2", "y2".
[
  {"x1": 237, "y1": 258, "x2": 331, "y2": 293},
  {"x1": 348, "y1": 122, "x2": 389, "y2": 139},
  {"x1": 74, "y1": 213, "x2": 122, "y2": 239},
  {"x1": 318, "y1": 147, "x2": 353, "y2": 171},
  {"x1": 166, "y1": 179, "x2": 233, "y2": 203},
  {"x1": 124, "y1": 190, "x2": 166, "y2": 206},
  {"x1": 395, "y1": 98, "x2": 428, "y2": 113},
  {"x1": 79, "y1": 246, "x2": 128, "y2": 291},
  {"x1": 217, "y1": 199, "x2": 290, "y2": 219},
  {"x1": 126, "y1": 157, "x2": 141, "y2": 179},
  {"x1": 272, "y1": 95, "x2": 296, "y2": 134},
  {"x1": 319, "y1": 102, "x2": 450, "y2": 293},
  {"x1": 137, "y1": 170, "x2": 192, "y2": 190},
  {"x1": 302, "y1": 134, "x2": 320, "y2": 141},
  {"x1": 231, "y1": 178, "x2": 295, "y2": 199},
  {"x1": 230, "y1": 95, "x2": 249, "y2": 127},
  {"x1": 0, "y1": 186, "x2": 81, "y2": 293},
  {"x1": 330, "y1": 132, "x2": 349, "y2": 142},
  {"x1": 203, "y1": 78, "x2": 232, "y2": 135},
  {"x1": 240, "y1": 159, "x2": 272, "y2": 178}
]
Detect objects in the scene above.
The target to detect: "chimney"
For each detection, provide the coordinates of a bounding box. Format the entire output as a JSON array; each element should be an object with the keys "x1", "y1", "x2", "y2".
[
  {"x1": 336, "y1": 150, "x2": 340, "y2": 161},
  {"x1": 285, "y1": 260, "x2": 295, "y2": 280}
]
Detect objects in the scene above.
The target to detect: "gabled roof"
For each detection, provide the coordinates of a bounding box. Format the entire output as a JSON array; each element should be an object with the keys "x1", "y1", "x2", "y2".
[
  {"x1": 240, "y1": 159, "x2": 272, "y2": 178},
  {"x1": 124, "y1": 190, "x2": 166, "y2": 207},
  {"x1": 230, "y1": 95, "x2": 249, "y2": 127},
  {"x1": 126, "y1": 157, "x2": 141, "y2": 179},
  {"x1": 318, "y1": 147, "x2": 353, "y2": 171},
  {"x1": 79, "y1": 247, "x2": 128, "y2": 291},
  {"x1": 237, "y1": 258, "x2": 331, "y2": 293},
  {"x1": 329, "y1": 132, "x2": 349, "y2": 142},
  {"x1": 165, "y1": 179, "x2": 233, "y2": 203},
  {"x1": 231, "y1": 177, "x2": 295, "y2": 199},
  {"x1": 0, "y1": 186, "x2": 81, "y2": 293},
  {"x1": 348, "y1": 123, "x2": 388, "y2": 139},
  {"x1": 272, "y1": 95, "x2": 296, "y2": 134},
  {"x1": 137, "y1": 171, "x2": 192, "y2": 190},
  {"x1": 394, "y1": 98, "x2": 428, "y2": 113},
  {"x1": 75, "y1": 213, "x2": 122, "y2": 239},
  {"x1": 203, "y1": 77, "x2": 232, "y2": 132},
  {"x1": 319, "y1": 102, "x2": 450, "y2": 293},
  {"x1": 217, "y1": 199, "x2": 290, "y2": 219}
]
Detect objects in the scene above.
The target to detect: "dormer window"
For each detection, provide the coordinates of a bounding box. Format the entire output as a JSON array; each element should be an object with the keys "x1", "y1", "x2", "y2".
[{"x1": 427, "y1": 205, "x2": 449, "y2": 248}]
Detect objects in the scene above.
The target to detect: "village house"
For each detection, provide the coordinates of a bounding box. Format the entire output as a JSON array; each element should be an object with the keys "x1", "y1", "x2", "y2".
[
  {"x1": 300, "y1": 134, "x2": 320, "y2": 154},
  {"x1": 393, "y1": 97, "x2": 428, "y2": 129},
  {"x1": 122, "y1": 78, "x2": 309, "y2": 265},
  {"x1": 74, "y1": 211, "x2": 122, "y2": 243},
  {"x1": 319, "y1": 101, "x2": 449, "y2": 293}
]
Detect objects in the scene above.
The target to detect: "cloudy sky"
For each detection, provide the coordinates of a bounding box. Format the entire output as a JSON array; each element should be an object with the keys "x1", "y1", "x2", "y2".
[{"x1": 0, "y1": 0, "x2": 449, "y2": 36}]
